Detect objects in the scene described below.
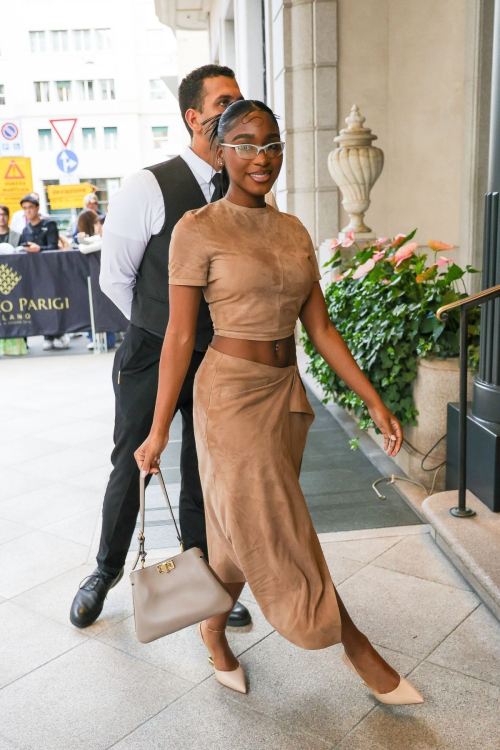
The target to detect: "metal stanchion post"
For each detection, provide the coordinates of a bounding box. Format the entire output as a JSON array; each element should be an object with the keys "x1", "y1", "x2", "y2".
[{"x1": 87, "y1": 276, "x2": 108, "y2": 355}]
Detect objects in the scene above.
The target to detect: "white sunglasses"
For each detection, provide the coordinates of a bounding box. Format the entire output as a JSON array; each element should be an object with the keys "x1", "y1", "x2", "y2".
[{"x1": 220, "y1": 142, "x2": 285, "y2": 160}]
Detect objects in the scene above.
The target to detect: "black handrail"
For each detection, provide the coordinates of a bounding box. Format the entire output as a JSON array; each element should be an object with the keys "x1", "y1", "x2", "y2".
[{"x1": 436, "y1": 283, "x2": 500, "y2": 517}]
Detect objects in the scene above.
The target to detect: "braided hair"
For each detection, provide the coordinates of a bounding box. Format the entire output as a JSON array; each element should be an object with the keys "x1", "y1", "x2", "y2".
[{"x1": 204, "y1": 100, "x2": 280, "y2": 195}]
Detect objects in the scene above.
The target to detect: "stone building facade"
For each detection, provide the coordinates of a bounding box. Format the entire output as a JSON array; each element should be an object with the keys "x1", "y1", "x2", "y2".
[{"x1": 155, "y1": 0, "x2": 494, "y2": 278}]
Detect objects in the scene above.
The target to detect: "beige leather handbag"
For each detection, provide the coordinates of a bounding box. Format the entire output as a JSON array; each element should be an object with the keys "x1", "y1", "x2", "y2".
[{"x1": 130, "y1": 473, "x2": 233, "y2": 644}]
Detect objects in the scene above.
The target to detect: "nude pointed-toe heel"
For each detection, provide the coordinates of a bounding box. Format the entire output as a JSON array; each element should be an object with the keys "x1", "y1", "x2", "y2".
[
  {"x1": 198, "y1": 622, "x2": 247, "y2": 694},
  {"x1": 342, "y1": 652, "x2": 424, "y2": 706}
]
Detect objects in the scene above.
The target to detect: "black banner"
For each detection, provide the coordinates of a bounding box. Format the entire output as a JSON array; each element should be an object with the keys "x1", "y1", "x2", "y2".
[
  {"x1": 88, "y1": 252, "x2": 129, "y2": 333},
  {"x1": 0, "y1": 250, "x2": 128, "y2": 338}
]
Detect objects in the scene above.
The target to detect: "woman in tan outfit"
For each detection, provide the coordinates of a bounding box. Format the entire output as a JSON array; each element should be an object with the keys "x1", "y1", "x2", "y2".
[{"x1": 136, "y1": 100, "x2": 424, "y2": 705}]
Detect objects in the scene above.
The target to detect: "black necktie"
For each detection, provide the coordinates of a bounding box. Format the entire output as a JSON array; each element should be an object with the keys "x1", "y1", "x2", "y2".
[{"x1": 210, "y1": 173, "x2": 222, "y2": 203}]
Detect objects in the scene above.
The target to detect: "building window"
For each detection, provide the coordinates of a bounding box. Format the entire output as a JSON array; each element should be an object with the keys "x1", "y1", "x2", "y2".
[
  {"x1": 76, "y1": 80, "x2": 94, "y2": 101},
  {"x1": 82, "y1": 127, "x2": 97, "y2": 150},
  {"x1": 56, "y1": 80, "x2": 71, "y2": 102},
  {"x1": 99, "y1": 79, "x2": 115, "y2": 100},
  {"x1": 29, "y1": 31, "x2": 46, "y2": 53},
  {"x1": 150, "y1": 79, "x2": 167, "y2": 100},
  {"x1": 51, "y1": 30, "x2": 68, "y2": 52},
  {"x1": 96, "y1": 28, "x2": 112, "y2": 51},
  {"x1": 104, "y1": 127, "x2": 118, "y2": 149},
  {"x1": 35, "y1": 81, "x2": 50, "y2": 102},
  {"x1": 73, "y1": 29, "x2": 91, "y2": 51},
  {"x1": 38, "y1": 129, "x2": 53, "y2": 152},
  {"x1": 0, "y1": 85, "x2": 5, "y2": 105},
  {"x1": 152, "y1": 126, "x2": 169, "y2": 149}
]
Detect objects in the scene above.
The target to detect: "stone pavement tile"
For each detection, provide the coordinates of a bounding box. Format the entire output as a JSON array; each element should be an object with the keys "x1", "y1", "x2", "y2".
[
  {"x1": 321, "y1": 536, "x2": 404, "y2": 564},
  {"x1": 1, "y1": 411, "x2": 76, "y2": 439},
  {"x1": 0, "y1": 482, "x2": 102, "y2": 528},
  {"x1": 197, "y1": 634, "x2": 419, "y2": 746},
  {"x1": 321, "y1": 546, "x2": 367, "y2": 585},
  {"x1": 337, "y1": 661, "x2": 500, "y2": 750},
  {"x1": 318, "y1": 525, "x2": 431, "y2": 543},
  {"x1": 35, "y1": 418, "x2": 111, "y2": 447},
  {"x1": 42, "y1": 505, "x2": 101, "y2": 546},
  {"x1": 0, "y1": 436, "x2": 69, "y2": 468},
  {"x1": 0, "y1": 639, "x2": 193, "y2": 750},
  {"x1": 80, "y1": 435, "x2": 114, "y2": 456},
  {"x1": 0, "y1": 736, "x2": 19, "y2": 749},
  {"x1": 373, "y1": 534, "x2": 471, "y2": 591},
  {"x1": 65, "y1": 464, "x2": 111, "y2": 493},
  {"x1": 0, "y1": 531, "x2": 87, "y2": 598},
  {"x1": 427, "y1": 604, "x2": 500, "y2": 687},
  {"x1": 0, "y1": 600, "x2": 87, "y2": 688},
  {"x1": 58, "y1": 400, "x2": 117, "y2": 422},
  {"x1": 113, "y1": 686, "x2": 332, "y2": 750},
  {"x1": 12, "y1": 563, "x2": 134, "y2": 635},
  {"x1": 0, "y1": 518, "x2": 32, "y2": 544},
  {"x1": 96, "y1": 601, "x2": 273, "y2": 684},
  {"x1": 2, "y1": 406, "x2": 72, "y2": 435},
  {"x1": 338, "y1": 565, "x2": 479, "y2": 659},
  {"x1": 19, "y1": 447, "x2": 110, "y2": 481},
  {"x1": 0, "y1": 468, "x2": 53, "y2": 502}
]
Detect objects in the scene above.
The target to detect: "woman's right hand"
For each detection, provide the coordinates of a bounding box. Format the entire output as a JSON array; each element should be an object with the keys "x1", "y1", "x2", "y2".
[{"x1": 134, "y1": 432, "x2": 169, "y2": 478}]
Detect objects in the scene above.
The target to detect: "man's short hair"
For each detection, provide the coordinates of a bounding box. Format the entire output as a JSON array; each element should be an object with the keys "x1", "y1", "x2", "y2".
[
  {"x1": 83, "y1": 193, "x2": 98, "y2": 206},
  {"x1": 0, "y1": 204, "x2": 9, "y2": 218},
  {"x1": 178, "y1": 64, "x2": 235, "y2": 137}
]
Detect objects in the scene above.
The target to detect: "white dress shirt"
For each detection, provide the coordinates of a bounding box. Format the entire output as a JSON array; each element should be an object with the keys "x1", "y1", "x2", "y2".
[{"x1": 100, "y1": 146, "x2": 220, "y2": 319}]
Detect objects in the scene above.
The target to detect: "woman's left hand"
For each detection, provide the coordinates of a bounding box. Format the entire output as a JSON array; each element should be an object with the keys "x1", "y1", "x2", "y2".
[{"x1": 367, "y1": 401, "x2": 403, "y2": 457}]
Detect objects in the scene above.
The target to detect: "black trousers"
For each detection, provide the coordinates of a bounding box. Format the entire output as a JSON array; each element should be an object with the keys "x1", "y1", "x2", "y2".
[{"x1": 97, "y1": 325, "x2": 207, "y2": 576}]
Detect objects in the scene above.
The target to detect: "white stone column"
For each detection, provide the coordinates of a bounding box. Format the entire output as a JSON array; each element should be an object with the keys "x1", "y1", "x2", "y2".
[{"x1": 266, "y1": 0, "x2": 339, "y2": 246}]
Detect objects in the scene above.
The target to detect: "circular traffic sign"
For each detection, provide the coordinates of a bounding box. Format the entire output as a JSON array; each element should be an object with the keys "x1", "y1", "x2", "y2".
[
  {"x1": 56, "y1": 149, "x2": 79, "y2": 174},
  {"x1": 1, "y1": 122, "x2": 19, "y2": 140}
]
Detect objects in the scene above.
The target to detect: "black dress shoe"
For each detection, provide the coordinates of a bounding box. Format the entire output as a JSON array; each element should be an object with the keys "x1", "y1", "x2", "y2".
[
  {"x1": 227, "y1": 600, "x2": 251, "y2": 627},
  {"x1": 70, "y1": 567, "x2": 124, "y2": 628}
]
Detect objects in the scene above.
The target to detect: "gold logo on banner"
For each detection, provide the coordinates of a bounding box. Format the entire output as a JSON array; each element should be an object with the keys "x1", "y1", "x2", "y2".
[{"x1": 0, "y1": 264, "x2": 22, "y2": 295}]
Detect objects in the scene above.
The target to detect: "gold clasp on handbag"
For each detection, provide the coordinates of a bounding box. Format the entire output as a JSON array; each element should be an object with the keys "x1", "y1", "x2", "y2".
[{"x1": 157, "y1": 559, "x2": 175, "y2": 574}]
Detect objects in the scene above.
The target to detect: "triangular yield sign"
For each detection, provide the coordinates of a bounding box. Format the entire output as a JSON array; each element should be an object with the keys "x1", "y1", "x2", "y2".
[
  {"x1": 4, "y1": 161, "x2": 25, "y2": 179},
  {"x1": 50, "y1": 118, "x2": 78, "y2": 148}
]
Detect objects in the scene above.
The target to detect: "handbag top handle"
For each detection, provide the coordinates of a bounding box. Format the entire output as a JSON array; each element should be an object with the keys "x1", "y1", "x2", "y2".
[{"x1": 132, "y1": 472, "x2": 184, "y2": 571}]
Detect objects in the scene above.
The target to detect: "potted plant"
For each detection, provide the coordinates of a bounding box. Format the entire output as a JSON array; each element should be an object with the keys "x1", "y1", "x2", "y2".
[{"x1": 302, "y1": 230, "x2": 481, "y2": 489}]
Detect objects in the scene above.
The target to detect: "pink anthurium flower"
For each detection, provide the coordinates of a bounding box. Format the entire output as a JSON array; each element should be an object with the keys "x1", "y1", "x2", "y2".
[
  {"x1": 352, "y1": 258, "x2": 375, "y2": 279},
  {"x1": 374, "y1": 237, "x2": 389, "y2": 247},
  {"x1": 394, "y1": 242, "x2": 418, "y2": 267},
  {"x1": 436, "y1": 256, "x2": 453, "y2": 267},
  {"x1": 380, "y1": 278, "x2": 391, "y2": 284},
  {"x1": 341, "y1": 231, "x2": 355, "y2": 248},
  {"x1": 428, "y1": 239, "x2": 454, "y2": 252},
  {"x1": 373, "y1": 251, "x2": 386, "y2": 263},
  {"x1": 330, "y1": 238, "x2": 341, "y2": 251},
  {"x1": 389, "y1": 233, "x2": 407, "y2": 248}
]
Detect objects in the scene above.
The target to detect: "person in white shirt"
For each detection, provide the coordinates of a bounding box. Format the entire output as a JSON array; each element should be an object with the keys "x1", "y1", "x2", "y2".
[{"x1": 70, "y1": 64, "x2": 253, "y2": 631}]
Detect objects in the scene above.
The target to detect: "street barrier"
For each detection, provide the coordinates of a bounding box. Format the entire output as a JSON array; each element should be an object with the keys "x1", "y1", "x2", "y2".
[{"x1": 0, "y1": 249, "x2": 128, "y2": 341}]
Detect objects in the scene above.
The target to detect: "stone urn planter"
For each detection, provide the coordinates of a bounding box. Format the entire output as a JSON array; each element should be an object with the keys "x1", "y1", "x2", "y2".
[{"x1": 363, "y1": 357, "x2": 474, "y2": 492}]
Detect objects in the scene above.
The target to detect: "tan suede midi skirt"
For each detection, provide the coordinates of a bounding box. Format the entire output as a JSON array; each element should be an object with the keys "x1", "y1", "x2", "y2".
[{"x1": 193, "y1": 346, "x2": 341, "y2": 650}]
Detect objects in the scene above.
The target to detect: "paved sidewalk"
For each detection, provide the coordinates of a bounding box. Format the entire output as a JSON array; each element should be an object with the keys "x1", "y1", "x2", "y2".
[{"x1": 1, "y1": 351, "x2": 499, "y2": 749}]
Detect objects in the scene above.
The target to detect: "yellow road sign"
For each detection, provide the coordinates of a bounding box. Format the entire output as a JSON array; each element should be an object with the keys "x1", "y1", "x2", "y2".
[
  {"x1": 0, "y1": 157, "x2": 33, "y2": 217},
  {"x1": 46, "y1": 182, "x2": 98, "y2": 210}
]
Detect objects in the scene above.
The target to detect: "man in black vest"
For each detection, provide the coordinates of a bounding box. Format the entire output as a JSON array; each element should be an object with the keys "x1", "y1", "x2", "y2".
[{"x1": 70, "y1": 65, "x2": 251, "y2": 628}]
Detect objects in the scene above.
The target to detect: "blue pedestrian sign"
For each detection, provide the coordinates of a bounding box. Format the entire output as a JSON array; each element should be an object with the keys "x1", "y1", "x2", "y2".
[{"x1": 56, "y1": 149, "x2": 79, "y2": 173}]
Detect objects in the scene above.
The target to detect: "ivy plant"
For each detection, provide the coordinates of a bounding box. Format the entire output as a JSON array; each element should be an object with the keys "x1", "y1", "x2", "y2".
[{"x1": 301, "y1": 230, "x2": 481, "y2": 435}]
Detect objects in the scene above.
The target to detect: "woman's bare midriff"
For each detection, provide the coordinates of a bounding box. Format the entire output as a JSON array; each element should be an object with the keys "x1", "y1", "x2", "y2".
[{"x1": 211, "y1": 333, "x2": 296, "y2": 368}]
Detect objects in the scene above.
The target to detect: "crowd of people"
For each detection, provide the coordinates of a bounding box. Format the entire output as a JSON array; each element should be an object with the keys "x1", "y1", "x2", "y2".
[{"x1": 0, "y1": 190, "x2": 114, "y2": 355}]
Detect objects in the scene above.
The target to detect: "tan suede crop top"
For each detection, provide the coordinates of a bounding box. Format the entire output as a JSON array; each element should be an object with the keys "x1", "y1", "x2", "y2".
[{"x1": 168, "y1": 198, "x2": 322, "y2": 341}]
